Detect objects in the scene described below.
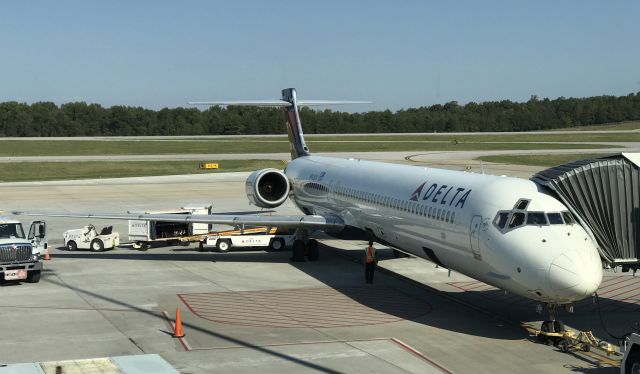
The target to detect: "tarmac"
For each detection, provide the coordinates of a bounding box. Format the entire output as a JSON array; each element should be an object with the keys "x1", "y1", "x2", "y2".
[{"x1": 0, "y1": 161, "x2": 634, "y2": 373}]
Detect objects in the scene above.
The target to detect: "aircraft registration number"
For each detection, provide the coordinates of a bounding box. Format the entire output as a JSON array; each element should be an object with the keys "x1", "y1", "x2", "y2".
[{"x1": 4, "y1": 269, "x2": 27, "y2": 280}]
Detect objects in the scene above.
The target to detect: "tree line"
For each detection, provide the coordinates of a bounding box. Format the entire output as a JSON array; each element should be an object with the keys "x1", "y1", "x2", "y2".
[{"x1": 1, "y1": 92, "x2": 639, "y2": 136}]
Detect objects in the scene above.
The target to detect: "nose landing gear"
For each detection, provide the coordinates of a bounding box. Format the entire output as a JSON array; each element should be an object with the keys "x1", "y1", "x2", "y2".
[{"x1": 537, "y1": 303, "x2": 568, "y2": 351}]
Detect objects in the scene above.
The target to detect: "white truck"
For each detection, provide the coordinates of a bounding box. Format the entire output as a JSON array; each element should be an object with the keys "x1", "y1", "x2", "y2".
[
  {"x1": 621, "y1": 333, "x2": 640, "y2": 374},
  {"x1": 63, "y1": 224, "x2": 120, "y2": 251},
  {"x1": 201, "y1": 229, "x2": 295, "y2": 252},
  {"x1": 0, "y1": 217, "x2": 46, "y2": 283},
  {"x1": 128, "y1": 206, "x2": 211, "y2": 249}
]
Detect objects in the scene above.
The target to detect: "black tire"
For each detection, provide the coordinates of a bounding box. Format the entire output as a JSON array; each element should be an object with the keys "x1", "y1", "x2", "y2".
[
  {"x1": 27, "y1": 270, "x2": 41, "y2": 283},
  {"x1": 625, "y1": 350, "x2": 640, "y2": 374},
  {"x1": 90, "y1": 239, "x2": 104, "y2": 252},
  {"x1": 559, "y1": 339, "x2": 569, "y2": 353},
  {"x1": 307, "y1": 239, "x2": 319, "y2": 261},
  {"x1": 539, "y1": 321, "x2": 553, "y2": 345},
  {"x1": 269, "y1": 238, "x2": 285, "y2": 251},
  {"x1": 67, "y1": 241, "x2": 77, "y2": 251},
  {"x1": 216, "y1": 239, "x2": 231, "y2": 253},
  {"x1": 553, "y1": 320, "x2": 566, "y2": 333},
  {"x1": 198, "y1": 241, "x2": 205, "y2": 252}
]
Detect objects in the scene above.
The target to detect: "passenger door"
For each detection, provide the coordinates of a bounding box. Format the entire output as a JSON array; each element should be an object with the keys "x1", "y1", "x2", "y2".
[
  {"x1": 28, "y1": 221, "x2": 47, "y2": 255},
  {"x1": 469, "y1": 215, "x2": 482, "y2": 260}
]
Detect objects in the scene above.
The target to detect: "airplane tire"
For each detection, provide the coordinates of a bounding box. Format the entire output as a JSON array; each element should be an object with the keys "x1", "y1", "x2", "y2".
[
  {"x1": 90, "y1": 239, "x2": 104, "y2": 252},
  {"x1": 216, "y1": 239, "x2": 231, "y2": 253},
  {"x1": 27, "y1": 270, "x2": 41, "y2": 283},
  {"x1": 553, "y1": 320, "x2": 566, "y2": 333},
  {"x1": 67, "y1": 241, "x2": 77, "y2": 251},
  {"x1": 307, "y1": 239, "x2": 319, "y2": 261}
]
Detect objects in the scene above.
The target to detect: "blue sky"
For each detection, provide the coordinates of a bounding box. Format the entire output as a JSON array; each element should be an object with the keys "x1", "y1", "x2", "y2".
[{"x1": 0, "y1": 1, "x2": 638, "y2": 111}]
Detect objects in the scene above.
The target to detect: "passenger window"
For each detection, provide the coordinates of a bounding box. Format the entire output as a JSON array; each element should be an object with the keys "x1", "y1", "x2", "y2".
[
  {"x1": 515, "y1": 199, "x2": 530, "y2": 210},
  {"x1": 547, "y1": 213, "x2": 563, "y2": 225},
  {"x1": 562, "y1": 211, "x2": 576, "y2": 225},
  {"x1": 445, "y1": 211, "x2": 450, "y2": 222},
  {"x1": 509, "y1": 212, "x2": 526, "y2": 228},
  {"x1": 451, "y1": 212, "x2": 455, "y2": 224},
  {"x1": 494, "y1": 212, "x2": 509, "y2": 229},
  {"x1": 527, "y1": 212, "x2": 547, "y2": 225}
]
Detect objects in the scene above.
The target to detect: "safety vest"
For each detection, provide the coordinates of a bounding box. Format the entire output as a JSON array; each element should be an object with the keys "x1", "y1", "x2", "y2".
[{"x1": 366, "y1": 246, "x2": 376, "y2": 264}]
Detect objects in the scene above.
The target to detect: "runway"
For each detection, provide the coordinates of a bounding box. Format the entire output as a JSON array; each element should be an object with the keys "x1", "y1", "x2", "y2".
[{"x1": 0, "y1": 172, "x2": 627, "y2": 373}]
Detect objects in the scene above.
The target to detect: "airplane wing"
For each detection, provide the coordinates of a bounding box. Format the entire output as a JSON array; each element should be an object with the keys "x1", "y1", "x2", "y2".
[{"x1": 12, "y1": 211, "x2": 345, "y2": 230}]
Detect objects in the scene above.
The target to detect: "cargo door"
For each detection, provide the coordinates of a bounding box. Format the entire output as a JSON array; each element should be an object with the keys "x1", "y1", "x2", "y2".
[
  {"x1": 28, "y1": 221, "x2": 47, "y2": 255},
  {"x1": 469, "y1": 215, "x2": 482, "y2": 260}
]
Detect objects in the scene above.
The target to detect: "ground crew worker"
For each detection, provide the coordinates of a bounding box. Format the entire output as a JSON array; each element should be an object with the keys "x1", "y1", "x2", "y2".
[{"x1": 364, "y1": 240, "x2": 377, "y2": 284}]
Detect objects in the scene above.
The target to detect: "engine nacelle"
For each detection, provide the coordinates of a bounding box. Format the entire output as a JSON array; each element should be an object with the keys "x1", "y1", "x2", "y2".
[{"x1": 245, "y1": 168, "x2": 290, "y2": 208}]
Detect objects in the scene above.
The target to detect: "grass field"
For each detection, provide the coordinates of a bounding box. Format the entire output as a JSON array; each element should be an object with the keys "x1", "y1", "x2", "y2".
[
  {"x1": 0, "y1": 160, "x2": 286, "y2": 182},
  {"x1": 550, "y1": 121, "x2": 640, "y2": 132},
  {"x1": 475, "y1": 153, "x2": 607, "y2": 167},
  {"x1": 0, "y1": 138, "x2": 617, "y2": 156}
]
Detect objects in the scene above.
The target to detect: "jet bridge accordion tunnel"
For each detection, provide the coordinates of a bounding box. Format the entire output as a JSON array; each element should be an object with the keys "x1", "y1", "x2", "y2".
[{"x1": 532, "y1": 153, "x2": 640, "y2": 271}]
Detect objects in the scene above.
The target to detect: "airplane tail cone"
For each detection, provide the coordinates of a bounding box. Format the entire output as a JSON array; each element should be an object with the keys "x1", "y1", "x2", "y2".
[
  {"x1": 173, "y1": 307, "x2": 185, "y2": 338},
  {"x1": 44, "y1": 248, "x2": 50, "y2": 261}
]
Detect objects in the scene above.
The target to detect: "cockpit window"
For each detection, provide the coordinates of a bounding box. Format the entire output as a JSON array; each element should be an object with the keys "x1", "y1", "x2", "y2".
[
  {"x1": 508, "y1": 212, "x2": 526, "y2": 228},
  {"x1": 494, "y1": 212, "x2": 509, "y2": 229},
  {"x1": 526, "y1": 212, "x2": 547, "y2": 225},
  {"x1": 515, "y1": 199, "x2": 530, "y2": 210},
  {"x1": 547, "y1": 213, "x2": 563, "y2": 225},
  {"x1": 562, "y1": 211, "x2": 576, "y2": 224}
]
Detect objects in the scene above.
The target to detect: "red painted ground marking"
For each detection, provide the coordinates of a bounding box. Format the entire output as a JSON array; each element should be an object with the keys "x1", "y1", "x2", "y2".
[
  {"x1": 592, "y1": 287, "x2": 640, "y2": 310},
  {"x1": 184, "y1": 295, "x2": 427, "y2": 314},
  {"x1": 391, "y1": 338, "x2": 454, "y2": 374},
  {"x1": 595, "y1": 277, "x2": 639, "y2": 297},
  {"x1": 600, "y1": 276, "x2": 635, "y2": 287},
  {"x1": 178, "y1": 286, "x2": 432, "y2": 328}
]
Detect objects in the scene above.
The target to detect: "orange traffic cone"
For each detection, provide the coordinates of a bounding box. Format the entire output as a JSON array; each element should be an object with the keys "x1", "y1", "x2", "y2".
[
  {"x1": 173, "y1": 307, "x2": 185, "y2": 338},
  {"x1": 44, "y1": 248, "x2": 51, "y2": 261}
]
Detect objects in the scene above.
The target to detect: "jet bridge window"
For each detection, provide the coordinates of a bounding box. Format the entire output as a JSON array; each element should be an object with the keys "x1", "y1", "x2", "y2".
[{"x1": 526, "y1": 212, "x2": 547, "y2": 225}]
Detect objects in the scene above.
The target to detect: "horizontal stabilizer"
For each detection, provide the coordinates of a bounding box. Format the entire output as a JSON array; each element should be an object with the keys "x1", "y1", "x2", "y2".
[
  {"x1": 188, "y1": 100, "x2": 371, "y2": 107},
  {"x1": 188, "y1": 100, "x2": 291, "y2": 107}
]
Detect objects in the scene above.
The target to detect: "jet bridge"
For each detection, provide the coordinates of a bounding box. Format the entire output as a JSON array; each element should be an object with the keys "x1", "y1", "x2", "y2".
[{"x1": 532, "y1": 153, "x2": 640, "y2": 270}]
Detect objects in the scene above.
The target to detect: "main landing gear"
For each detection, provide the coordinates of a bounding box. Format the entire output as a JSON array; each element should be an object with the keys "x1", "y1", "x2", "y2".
[{"x1": 290, "y1": 230, "x2": 319, "y2": 262}]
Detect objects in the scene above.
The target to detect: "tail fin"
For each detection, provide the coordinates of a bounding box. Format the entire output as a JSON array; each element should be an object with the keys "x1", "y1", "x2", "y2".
[
  {"x1": 189, "y1": 89, "x2": 370, "y2": 160},
  {"x1": 281, "y1": 88, "x2": 309, "y2": 159}
]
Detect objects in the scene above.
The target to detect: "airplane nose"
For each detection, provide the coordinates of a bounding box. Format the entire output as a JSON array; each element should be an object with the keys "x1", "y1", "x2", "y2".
[{"x1": 548, "y1": 249, "x2": 602, "y2": 301}]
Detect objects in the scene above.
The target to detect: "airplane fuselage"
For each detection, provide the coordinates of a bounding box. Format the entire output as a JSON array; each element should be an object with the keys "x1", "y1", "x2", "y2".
[{"x1": 285, "y1": 155, "x2": 603, "y2": 304}]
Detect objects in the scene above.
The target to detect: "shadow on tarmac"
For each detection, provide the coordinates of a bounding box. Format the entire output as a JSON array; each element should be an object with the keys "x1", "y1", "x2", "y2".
[
  {"x1": 42, "y1": 273, "x2": 345, "y2": 374},
  {"x1": 43, "y1": 241, "x2": 640, "y2": 347}
]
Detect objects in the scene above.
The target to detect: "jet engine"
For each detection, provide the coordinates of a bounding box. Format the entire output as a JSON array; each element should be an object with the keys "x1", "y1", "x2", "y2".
[{"x1": 245, "y1": 168, "x2": 290, "y2": 208}]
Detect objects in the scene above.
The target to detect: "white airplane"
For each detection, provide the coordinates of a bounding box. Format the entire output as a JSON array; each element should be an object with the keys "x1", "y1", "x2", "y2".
[{"x1": 15, "y1": 88, "x2": 603, "y2": 326}]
